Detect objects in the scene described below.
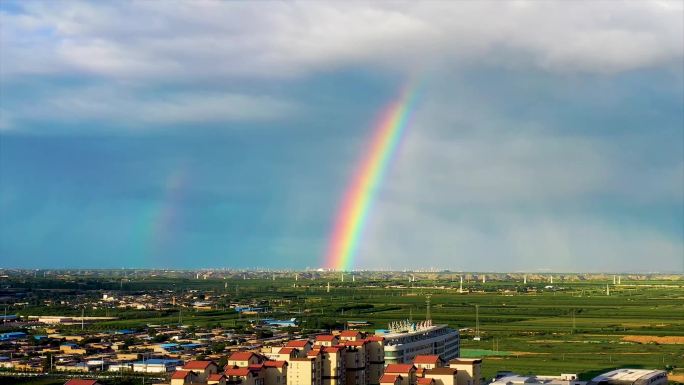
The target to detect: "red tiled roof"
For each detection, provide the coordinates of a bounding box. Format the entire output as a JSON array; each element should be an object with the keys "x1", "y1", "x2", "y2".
[
  {"x1": 285, "y1": 340, "x2": 310, "y2": 348},
  {"x1": 425, "y1": 368, "x2": 458, "y2": 375},
  {"x1": 228, "y1": 351, "x2": 258, "y2": 361},
  {"x1": 172, "y1": 371, "x2": 194, "y2": 379},
  {"x1": 365, "y1": 336, "x2": 384, "y2": 342},
  {"x1": 208, "y1": 373, "x2": 226, "y2": 381},
  {"x1": 264, "y1": 360, "x2": 287, "y2": 368},
  {"x1": 414, "y1": 355, "x2": 441, "y2": 364},
  {"x1": 380, "y1": 374, "x2": 402, "y2": 383},
  {"x1": 343, "y1": 340, "x2": 367, "y2": 347},
  {"x1": 278, "y1": 347, "x2": 297, "y2": 354},
  {"x1": 323, "y1": 346, "x2": 343, "y2": 353},
  {"x1": 385, "y1": 364, "x2": 416, "y2": 374},
  {"x1": 65, "y1": 380, "x2": 99, "y2": 385},
  {"x1": 316, "y1": 334, "x2": 337, "y2": 341},
  {"x1": 340, "y1": 330, "x2": 361, "y2": 337},
  {"x1": 225, "y1": 367, "x2": 251, "y2": 377},
  {"x1": 183, "y1": 360, "x2": 215, "y2": 369},
  {"x1": 418, "y1": 378, "x2": 436, "y2": 385}
]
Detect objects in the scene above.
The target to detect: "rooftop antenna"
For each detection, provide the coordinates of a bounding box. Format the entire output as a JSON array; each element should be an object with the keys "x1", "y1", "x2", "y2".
[
  {"x1": 474, "y1": 304, "x2": 481, "y2": 340},
  {"x1": 425, "y1": 294, "x2": 432, "y2": 321}
]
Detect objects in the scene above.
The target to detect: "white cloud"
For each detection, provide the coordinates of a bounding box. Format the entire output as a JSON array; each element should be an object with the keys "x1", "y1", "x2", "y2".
[{"x1": 1, "y1": 1, "x2": 682, "y2": 80}]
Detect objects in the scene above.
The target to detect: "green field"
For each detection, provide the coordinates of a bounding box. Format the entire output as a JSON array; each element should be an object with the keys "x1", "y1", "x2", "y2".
[{"x1": 6, "y1": 273, "x2": 684, "y2": 382}]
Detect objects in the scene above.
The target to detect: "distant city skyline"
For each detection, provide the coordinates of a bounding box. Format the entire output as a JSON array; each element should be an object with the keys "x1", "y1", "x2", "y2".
[{"x1": 1, "y1": 1, "x2": 683, "y2": 272}]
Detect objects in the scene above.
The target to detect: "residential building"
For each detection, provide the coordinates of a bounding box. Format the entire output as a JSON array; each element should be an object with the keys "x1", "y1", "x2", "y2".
[
  {"x1": 423, "y1": 368, "x2": 457, "y2": 385},
  {"x1": 448, "y1": 359, "x2": 481, "y2": 385},
  {"x1": 378, "y1": 322, "x2": 459, "y2": 365},
  {"x1": 288, "y1": 357, "x2": 319, "y2": 385},
  {"x1": 384, "y1": 364, "x2": 417, "y2": 385},
  {"x1": 588, "y1": 369, "x2": 667, "y2": 385},
  {"x1": 489, "y1": 373, "x2": 585, "y2": 385},
  {"x1": 180, "y1": 360, "x2": 220, "y2": 381}
]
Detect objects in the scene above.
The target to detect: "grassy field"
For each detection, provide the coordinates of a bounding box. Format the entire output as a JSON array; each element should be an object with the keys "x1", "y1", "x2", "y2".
[{"x1": 8, "y1": 274, "x2": 684, "y2": 382}]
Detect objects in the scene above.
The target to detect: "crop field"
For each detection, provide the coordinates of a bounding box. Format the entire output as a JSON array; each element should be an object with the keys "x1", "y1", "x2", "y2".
[{"x1": 7, "y1": 273, "x2": 684, "y2": 381}]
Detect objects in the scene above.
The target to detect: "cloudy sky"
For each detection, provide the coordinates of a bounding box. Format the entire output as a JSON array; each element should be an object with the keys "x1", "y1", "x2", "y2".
[{"x1": 1, "y1": 1, "x2": 682, "y2": 271}]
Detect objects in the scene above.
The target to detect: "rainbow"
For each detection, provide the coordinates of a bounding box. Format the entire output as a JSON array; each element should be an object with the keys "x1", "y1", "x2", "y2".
[{"x1": 325, "y1": 80, "x2": 422, "y2": 271}]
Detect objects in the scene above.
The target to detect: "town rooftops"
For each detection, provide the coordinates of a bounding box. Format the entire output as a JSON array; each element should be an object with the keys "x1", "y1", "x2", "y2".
[
  {"x1": 323, "y1": 346, "x2": 343, "y2": 353},
  {"x1": 380, "y1": 374, "x2": 403, "y2": 383},
  {"x1": 418, "y1": 378, "x2": 436, "y2": 385},
  {"x1": 340, "y1": 330, "x2": 361, "y2": 337},
  {"x1": 263, "y1": 360, "x2": 287, "y2": 368},
  {"x1": 172, "y1": 370, "x2": 194, "y2": 379},
  {"x1": 278, "y1": 347, "x2": 297, "y2": 354},
  {"x1": 425, "y1": 368, "x2": 458, "y2": 375},
  {"x1": 414, "y1": 355, "x2": 443, "y2": 364},
  {"x1": 285, "y1": 339, "x2": 310, "y2": 348},
  {"x1": 365, "y1": 336, "x2": 385, "y2": 342},
  {"x1": 229, "y1": 351, "x2": 260, "y2": 361},
  {"x1": 316, "y1": 335, "x2": 337, "y2": 341},
  {"x1": 183, "y1": 360, "x2": 216, "y2": 370},
  {"x1": 225, "y1": 367, "x2": 251, "y2": 377},
  {"x1": 343, "y1": 340, "x2": 367, "y2": 347},
  {"x1": 208, "y1": 373, "x2": 226, "y2": 381},
  {"x1": 385, "y1": 364, "x2": 416, "y2": 373}
]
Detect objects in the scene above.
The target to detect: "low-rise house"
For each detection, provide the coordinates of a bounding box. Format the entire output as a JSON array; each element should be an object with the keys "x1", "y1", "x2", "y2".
[
  {"x1": 208, "y1": 373, "x2": 228, "y2": 385},
  {"x1": 448, "y1": 359, "x2": 482, "y2": 385},
  {"x1": 181, "y1": 360, "x2": 220, "y2": 380},
  {"x1": 413, "y1": 356, "x2": 444, "y2": 370},
  {"x1": 264, "y1": 360, "x2": 288, "y2": 385},
  {"x1": 380, "y1": 374, "x2": 404, "y2": 385},
  {"x1": 228, "y1": 352, "x2": 266, "y2": 367},
  {"x1": 171, "y1": 370, "x2": 200, "y2": 385},
  {"x1": 385, "y1": 364, "x2": 417, "y2": 385},
  {"x1": 423, "y1": 368, "x2": 457, "y2": 385}
]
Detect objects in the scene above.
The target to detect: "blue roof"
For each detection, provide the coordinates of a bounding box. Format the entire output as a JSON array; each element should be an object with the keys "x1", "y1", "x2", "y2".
[{"x1": 0, "y1": 332, "x2": 26, "y2": 340}]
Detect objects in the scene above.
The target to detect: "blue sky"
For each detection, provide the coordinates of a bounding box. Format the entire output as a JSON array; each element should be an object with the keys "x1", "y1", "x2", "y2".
[{"x1": 1, "y1": 1, "x2": 682, "y2": 271}]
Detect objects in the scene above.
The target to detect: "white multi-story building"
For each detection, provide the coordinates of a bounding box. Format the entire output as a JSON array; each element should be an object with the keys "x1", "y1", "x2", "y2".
[
  {"x1": 376, "y1": 321, "x2": 459, "y2": 364},
  {"x1": 588, "y1": 369, "x2": 668, "y2": 385}
]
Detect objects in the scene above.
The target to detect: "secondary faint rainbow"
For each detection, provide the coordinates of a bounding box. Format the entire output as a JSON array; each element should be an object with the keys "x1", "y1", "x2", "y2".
[
  {"x1": 137, "y1": 166, "x2": 190, "y2": 261},
  {"x1": 325, "y1": 79, "x2": 423, "y2": 271}
]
